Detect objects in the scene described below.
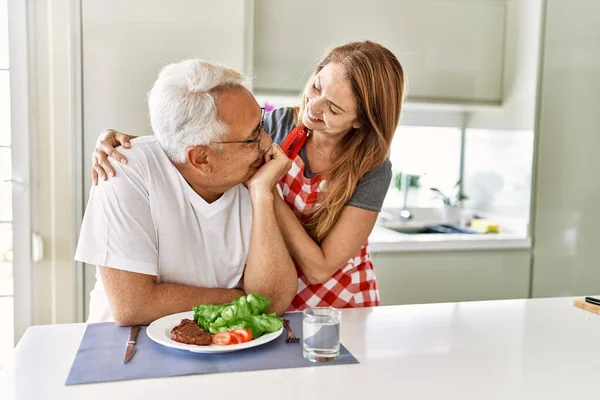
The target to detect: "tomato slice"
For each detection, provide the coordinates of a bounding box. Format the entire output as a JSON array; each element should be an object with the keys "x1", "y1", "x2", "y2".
[
  {"x1": 212, "y1": 329, "x2": 253, "y2": 346},
  {"x1": 229, "y1": 332, "x2": 243, "y2": 344},
  {"x1": 232, "y1": 328, "x2": 253, "y2": 342},
  {"x1": 211, "y1": 332, "x2": 232, "y2": 346}
]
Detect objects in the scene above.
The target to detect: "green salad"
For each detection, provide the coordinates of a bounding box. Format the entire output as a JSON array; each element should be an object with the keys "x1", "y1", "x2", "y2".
[{"x1": 193, "y1": 293, "x2": 283, "y2": 339}]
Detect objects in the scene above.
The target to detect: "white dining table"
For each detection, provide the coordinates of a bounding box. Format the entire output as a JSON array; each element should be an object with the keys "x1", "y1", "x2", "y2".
[{"x1": 1, "y1": 296, "x2": 599, "y2": 400}]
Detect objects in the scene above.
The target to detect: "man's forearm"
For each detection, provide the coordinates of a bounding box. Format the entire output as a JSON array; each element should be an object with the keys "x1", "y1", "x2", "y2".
[
  {"x1": 99, "y1": 266, "x2": 244, "y2": 326},
  {"x1": 244, "y1": 190, "x2": 297, "y2": 315}
]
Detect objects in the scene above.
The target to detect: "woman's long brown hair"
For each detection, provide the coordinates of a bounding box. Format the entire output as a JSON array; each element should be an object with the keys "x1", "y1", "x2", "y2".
[{"x1": 297, "y1": 41, "x2": 405, "y2": 243}]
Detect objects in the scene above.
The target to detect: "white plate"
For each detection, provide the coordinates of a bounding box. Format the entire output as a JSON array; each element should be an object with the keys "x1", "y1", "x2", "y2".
[{"x1": 146, "y1": 311, "x2": 284, "y2": 353}]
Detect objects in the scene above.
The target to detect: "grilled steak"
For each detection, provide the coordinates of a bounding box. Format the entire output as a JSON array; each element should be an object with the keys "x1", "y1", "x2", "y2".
[{"x1": 170, "y1": 319, "x2": 212, "y2": 345}]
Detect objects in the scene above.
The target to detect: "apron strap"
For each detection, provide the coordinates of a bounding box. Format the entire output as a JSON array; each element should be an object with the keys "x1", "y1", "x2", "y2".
[{"x1": 281, "y1": 127, "x2": 309, "y2": 160}]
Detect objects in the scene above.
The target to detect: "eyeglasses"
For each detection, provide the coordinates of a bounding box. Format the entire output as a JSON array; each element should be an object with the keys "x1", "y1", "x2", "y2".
[{"x1": 213, "y1": 107, "x2": 265, "y2": 148}]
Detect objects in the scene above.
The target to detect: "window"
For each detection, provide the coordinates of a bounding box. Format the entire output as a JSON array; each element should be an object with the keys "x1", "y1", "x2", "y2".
[
  {"x1": 256, "y1": 96, "x2": 533, "y2": 220},
  {"x1": 0, "y1": 0, "x2": 13, "y2": 370},
  {"x1": 463, "y1": 129, "x2": 534, "y2": 219},
  {"x1": 384, "y1": 125, "x2": 462, "y2": 209}
]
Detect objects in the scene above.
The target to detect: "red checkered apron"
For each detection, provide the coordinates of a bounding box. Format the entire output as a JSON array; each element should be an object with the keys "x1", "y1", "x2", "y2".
[{"x1": 280, "y1": 127, "x2": 380, "y2": 311}]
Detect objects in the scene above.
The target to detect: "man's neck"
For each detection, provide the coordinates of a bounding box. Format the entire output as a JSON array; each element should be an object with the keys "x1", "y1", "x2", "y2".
[{"x1": 174, "y1": 163, "x2": 224, "y2": 204}]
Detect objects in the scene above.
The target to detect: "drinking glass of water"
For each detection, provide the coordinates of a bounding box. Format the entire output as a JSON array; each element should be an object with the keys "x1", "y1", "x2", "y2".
[{"x1": 302, "y1": 307, "x2": 342, "y2": 362}]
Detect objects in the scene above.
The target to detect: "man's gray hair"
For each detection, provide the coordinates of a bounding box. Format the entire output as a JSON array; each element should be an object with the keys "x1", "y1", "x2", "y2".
[{"x1": 147, "y1": 59, "x2": 246, "y2": 163}]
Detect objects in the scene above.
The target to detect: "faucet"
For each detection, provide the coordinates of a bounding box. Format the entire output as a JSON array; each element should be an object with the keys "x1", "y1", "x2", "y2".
[{"x1": 400, "y1": 173, "x2": 412, "y2": 220}]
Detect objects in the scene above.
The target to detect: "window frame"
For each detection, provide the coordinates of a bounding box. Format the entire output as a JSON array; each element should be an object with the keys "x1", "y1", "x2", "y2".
[{"x1": 7, "y1": 0, "x2": 34, "y2": 343}]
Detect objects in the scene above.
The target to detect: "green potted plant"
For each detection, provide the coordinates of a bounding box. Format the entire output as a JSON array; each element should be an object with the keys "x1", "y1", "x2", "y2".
[
  {"x1": 429, "y1": 180, "x2": 468, "y2": 225},
  {"x1": 430, "y1": 180, "x2": 468, "y2": 207}
]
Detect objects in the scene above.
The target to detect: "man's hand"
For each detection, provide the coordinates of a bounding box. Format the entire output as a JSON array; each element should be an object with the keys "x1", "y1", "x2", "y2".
[{"x1": 246, "y1": 144, "x2": 292, "y2": 195}]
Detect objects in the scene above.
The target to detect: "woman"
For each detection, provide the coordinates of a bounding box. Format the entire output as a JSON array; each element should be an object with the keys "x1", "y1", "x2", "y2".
[{"x1": 91, "y1": 41, "x2": 405, "y2": 311}]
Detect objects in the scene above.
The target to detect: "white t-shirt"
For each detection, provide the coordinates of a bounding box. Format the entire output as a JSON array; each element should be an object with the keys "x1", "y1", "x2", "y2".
[{"x1": 75, "y1": 136, "x2": 252, "y2": 322}]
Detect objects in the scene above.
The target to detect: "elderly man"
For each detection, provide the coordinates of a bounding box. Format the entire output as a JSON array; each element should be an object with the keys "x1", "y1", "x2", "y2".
[{"x1": 75, "y1": 60, "x2": 297, "y2": 325}]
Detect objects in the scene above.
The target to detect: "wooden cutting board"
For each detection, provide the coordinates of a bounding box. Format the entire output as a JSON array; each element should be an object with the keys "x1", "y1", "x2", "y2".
[{"x1": 573, "y1": 298, "x2": 600, "y2": 315}]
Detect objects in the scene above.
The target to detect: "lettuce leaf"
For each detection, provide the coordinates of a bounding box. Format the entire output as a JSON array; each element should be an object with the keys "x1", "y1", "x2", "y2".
[
  {"x1": 193, "y1": 304, "x2": 227, "y2": 331},
  {"x1": 193, "y1": 294, "x2": 281, "y2": 338},
  {"x1": 208, "y1": 314, "x2": 284, "y2": 339}
]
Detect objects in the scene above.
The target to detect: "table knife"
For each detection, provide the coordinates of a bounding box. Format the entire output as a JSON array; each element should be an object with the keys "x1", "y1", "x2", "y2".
[{"x1": 123, "y1": 326, "x2": 141, "y2": 364}]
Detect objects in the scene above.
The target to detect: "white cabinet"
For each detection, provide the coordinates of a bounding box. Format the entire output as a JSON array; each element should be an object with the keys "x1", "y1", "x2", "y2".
[
  {"x1": 531, "y1": 0, "x2": 600, "y2": 297},
  {"x1": 253, "y1": 0, "x2": 506, "y2": 104},
  {"x1": 372, "y1": 250, "x2": 531, "y2": 305},
  {"x1": 81, "y1": 0, "x2": 248, "y2": 145}
]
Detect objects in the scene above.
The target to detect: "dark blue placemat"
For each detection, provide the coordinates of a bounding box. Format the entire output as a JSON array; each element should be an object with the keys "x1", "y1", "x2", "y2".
[{"x1": 65, "y1": 312, "x2": 358, "y2": 385}]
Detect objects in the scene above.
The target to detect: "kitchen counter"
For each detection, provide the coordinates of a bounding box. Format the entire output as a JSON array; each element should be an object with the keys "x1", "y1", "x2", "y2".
[
  {"x1": 368, "y1": 225, "x2": 532, "y2": 253},
  {"x1": 1, "y1": 297, "x2": 599, "y2": 399}
]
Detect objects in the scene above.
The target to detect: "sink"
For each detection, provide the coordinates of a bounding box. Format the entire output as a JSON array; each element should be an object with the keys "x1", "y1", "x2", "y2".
[
  {"x1": 379, "y1": 207, "x2": 464, "y2": 233},
  {"x1": 388, "y1": 224, "x2": 479, "y2": 235}
]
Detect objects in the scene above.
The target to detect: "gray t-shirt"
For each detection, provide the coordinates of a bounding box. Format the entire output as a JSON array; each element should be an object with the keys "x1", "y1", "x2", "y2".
[{"x1": 264, "y1": 107, "x2": 392, "y2": 212}]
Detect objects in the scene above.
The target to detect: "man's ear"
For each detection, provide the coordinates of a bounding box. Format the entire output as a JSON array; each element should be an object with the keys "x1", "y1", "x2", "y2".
[{"x1": 187, "y1": 146, "x2": 212, "y2": 173}]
